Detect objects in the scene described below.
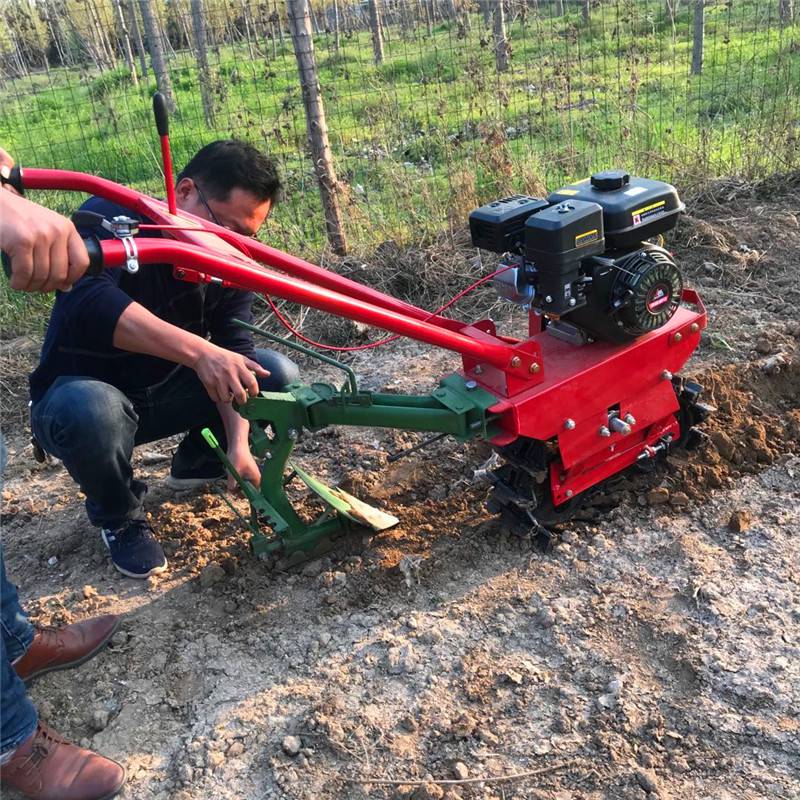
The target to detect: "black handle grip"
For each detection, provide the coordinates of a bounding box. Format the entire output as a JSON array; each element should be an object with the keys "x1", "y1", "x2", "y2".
[
  {"x1": 153, "y1": 92, "x2": 169, "y2": 137},
  {"x1": 3, "y1": 165, "x2": 25, "y2": 196},
  {"x1": 2, "y1": 235, "x2": 104, "y2": 285}
]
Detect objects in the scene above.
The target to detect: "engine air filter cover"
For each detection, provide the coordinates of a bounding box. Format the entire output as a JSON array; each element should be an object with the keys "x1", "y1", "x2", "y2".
[{"x1": 548, "y1": 172, "x2": 684, "y2": 247}]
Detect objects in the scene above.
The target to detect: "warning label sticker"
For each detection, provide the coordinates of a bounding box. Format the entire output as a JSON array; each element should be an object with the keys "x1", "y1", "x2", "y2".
[
  {"x1": 575, "y1": 228, "x2": 600, "y2": 248},
  {"x1": 631, "y1": 199, "x2": 666, "y2": 226}
]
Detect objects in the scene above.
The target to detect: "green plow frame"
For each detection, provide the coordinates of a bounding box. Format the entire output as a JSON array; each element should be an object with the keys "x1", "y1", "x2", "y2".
[{"x1": 202, "y1": 321, "x2": 500, "y2": 561}]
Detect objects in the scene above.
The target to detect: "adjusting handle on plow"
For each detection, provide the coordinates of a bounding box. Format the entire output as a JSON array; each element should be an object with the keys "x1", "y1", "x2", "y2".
[{"x1": 201, "y1": 428, "x2": 255, "y2": 496}]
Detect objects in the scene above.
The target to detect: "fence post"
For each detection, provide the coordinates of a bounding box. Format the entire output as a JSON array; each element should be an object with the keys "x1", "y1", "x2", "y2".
[
  {"x1": 494, "y1": 1, "x2": 510, "y2": 73},
  {"x1": 190, "y1": 0, "x2": 216, "y2": 127},
  {"x1": 691, "y1": 0, "x2": 705, "y2": 76},
  {"x1": 368, "y1": 0, "x2": 385, "y2": 64},
  {"x1": 779, "y1": 0, "x2": 795, "y2": 24},
  {"x1": 286, "y1": 0, "x2": 349, "y2": 255}
]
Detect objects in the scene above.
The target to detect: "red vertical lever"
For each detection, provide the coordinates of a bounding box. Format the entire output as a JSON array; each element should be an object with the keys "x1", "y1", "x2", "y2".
[{"x1": 152, "y1": 92, "x2": 177, "y2": 215}]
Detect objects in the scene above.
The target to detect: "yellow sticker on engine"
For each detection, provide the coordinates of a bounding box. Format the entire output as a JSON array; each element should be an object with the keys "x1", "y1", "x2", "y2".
[
  {"x1": 557, "y1": 188, "x2": 580, "y2": 196},
  {"x1": 631, "y1": 199, "x2": 666, "y2": 226},
  {"x1": 575, "y1": 229, "x2": 600, "y2": 247}
]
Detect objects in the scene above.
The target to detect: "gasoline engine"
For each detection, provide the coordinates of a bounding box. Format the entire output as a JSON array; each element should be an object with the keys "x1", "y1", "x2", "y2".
[{"x1": 469, "y1": 169, "x2": 685, "y2": 345}]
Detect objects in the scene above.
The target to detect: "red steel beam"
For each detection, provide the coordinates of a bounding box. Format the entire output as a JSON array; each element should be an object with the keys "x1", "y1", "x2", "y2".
[
  {"x1": 22, "y1": 168, "x2": 461, "y2": 330},
  {"x1": 99, "y1": 239, "x2": 521, "y2": 370}
]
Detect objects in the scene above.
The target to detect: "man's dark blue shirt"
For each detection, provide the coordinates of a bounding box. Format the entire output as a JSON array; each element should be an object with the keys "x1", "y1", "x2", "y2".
[{"x1": 29, "y1": 197, "x2": 257, "y2": 404}]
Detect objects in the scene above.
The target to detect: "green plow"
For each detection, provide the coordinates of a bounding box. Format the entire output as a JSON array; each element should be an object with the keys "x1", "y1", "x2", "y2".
[{"x1": 202, "y1": 321, "x2": 500, "y2": 562}]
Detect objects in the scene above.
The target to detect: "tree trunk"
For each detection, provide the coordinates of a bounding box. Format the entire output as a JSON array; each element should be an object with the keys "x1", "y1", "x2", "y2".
[
  {"x1": 480, "y1": 0, "x2": 492, "y2": 27},
  {"x1": 125, "y1": 0, "x2": 148, "y2": 77},
  {"x1": 332, "y1": 0, "x2": 341, "y2": 49},
  {"x1": 113, "y1": 0, "x2": 139, "y2": 84},
  {"x1": 139, "y1": 0, "x2": 176, "y2": 109},
  {"x1": 190, "y1": 0, "x2": 215, "y2": 125},
  {"x1": 582, "y1": 0, "x2": 590, "y2": 23},
  {"x1": 554, "y1": 0, "x2": 564, "y2": 16},
  {"x1": 368, "y1": 0, "x2": 384, "y2": 64},
  {"x1": 691, "y1": 0, "x2": 704, "y2": 76},
  {"x1": 87, "y1": 0, "x2": 116, "y2": 68},
  {"x1": 779, "y1": 0, "x2": 794, "y2": 24},
  {"x1": 494, "y1": 1, "x2": 509, "y2": 72},
  {"x1": 286, "y1": 0, "x2": 348, "y2": 255}
]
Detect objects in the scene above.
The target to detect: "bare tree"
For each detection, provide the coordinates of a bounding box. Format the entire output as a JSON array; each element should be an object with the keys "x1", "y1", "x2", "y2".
[
  {"x1": 286, "y1": 0, "x2": 348, "y2": 255},
  {"x1": 779, "y1": 0, "x2": 795, "y2": 24},
  {"x1": 665, "y1": 0, "x2": 680, "y2": 36},
  {"x1": 190, "y1": 0, "x2": 215, "y2": 125},
  {"x1": 332, "y1": 0, "x2": 341, "y2": 50},
  {"x1": 368, "y1": 0, "x2": 384, "y2": 64},
  {"x1": 139, "y1": 0, "x2": 175, "y2": 110},
  {"x1": 494, "y1": 0, "x2": 509, "y2": 72},
  {"x1": 691, "y1": 0, "x2": 704, "y2": 76},
  {"x1": 582, "y1": 0, "x2": 590, "y2": 23},
  {"x1": 555, "y1": 0, "x2": 564, "y2": 16},
  {"x1": 113, "y1": 0, "x2": 139, "y2": 84},
  {"x1": 124, "y1": 0, "x2": 148, "y2": 78}
]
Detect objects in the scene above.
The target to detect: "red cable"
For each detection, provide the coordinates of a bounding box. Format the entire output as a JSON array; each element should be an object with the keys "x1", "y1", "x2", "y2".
[{"x1": 262, "y1": 264, "x2": 515, "y2": 353}]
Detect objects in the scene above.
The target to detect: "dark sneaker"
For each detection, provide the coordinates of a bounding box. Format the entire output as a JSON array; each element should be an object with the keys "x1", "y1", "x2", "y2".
[
  {"x1": 101, "y1": 520, "x2": 167, "y2": 579},
  {"x1": 167, "y1": 431, "x2": 225, "y2": 489}
]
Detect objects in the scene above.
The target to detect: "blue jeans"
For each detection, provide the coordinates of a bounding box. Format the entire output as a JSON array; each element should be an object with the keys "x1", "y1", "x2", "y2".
[
  {"x1": 30, "y1": 348, "x2": 299, "y2": 529},
  {"x1": 0, "y1": 440, "x2": 38, "y2": 757}
]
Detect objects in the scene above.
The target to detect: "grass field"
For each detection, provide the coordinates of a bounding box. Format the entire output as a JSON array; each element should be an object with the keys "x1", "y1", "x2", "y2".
[{"x1": 1, "y1": 1, "x2": 798, "y2": 334}]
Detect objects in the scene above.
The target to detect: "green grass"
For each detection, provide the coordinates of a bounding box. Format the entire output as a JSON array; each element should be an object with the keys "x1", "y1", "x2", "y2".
[{"x1": 1, "y1": 1, "x2": 798, "y2": 334}]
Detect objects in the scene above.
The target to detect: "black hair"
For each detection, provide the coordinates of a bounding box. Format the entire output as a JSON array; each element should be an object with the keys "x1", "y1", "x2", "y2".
[{"x1": 177, "y1": 140, "x2": 282, "y2": 204}]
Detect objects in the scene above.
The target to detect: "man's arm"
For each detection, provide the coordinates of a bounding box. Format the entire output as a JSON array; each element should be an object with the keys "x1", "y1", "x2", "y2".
[
  {"x1": 113, "y1": 302, "x2": 268, "y2": 405},
  {"x1": 0, "y1": 147, "x2": 89, "y2": 292}
]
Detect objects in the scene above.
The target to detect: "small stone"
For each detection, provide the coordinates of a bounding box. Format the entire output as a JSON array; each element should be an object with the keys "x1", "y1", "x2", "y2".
[
  {"x1": 206, "y1": 750, "x2": 224, "y2": 769},
  {"x1": 110, "y1": 630, "x2": 128, "y2": 647},
  {"x1": 282, "y1": 735, "x2": 302, "y2": 757},
  {"x1": 82, "y1": 585, "x2": 98, "y2": 599},
  {"x1": 386, "y1": 643, "x2": 417, "y2": 675},
  {"x1": 710, "y1": 431, "x2": 736, "y2": 461},
  {"x1": 411, "y1": 784, "x2": 444, "y2": 800},
  {"x1": 301, "y1": 559, "x2": 324, "y2": 578},
  {"x1": 451, "y1": 761, "x2": 469, "y2": 780},
  {"x1": 177, "y1": 764, "x2": 194, "y2": 784},
  {"x1": 728, "y1": 509, "x2": 751, "y2": 532},
  {"x1": 607, "y1": 677, "x2": 624, "y2": 695},
  {"x1": 450, "y1": 712, "x2": 477, "y2": 739},
  {"x1": 646, "y1": 487, "x2": 670, "y2": 506},
  {"x1": 635, "y1": 768, "x2": 660, "y2": 793},
  {"x1": 755, "y1": 339, "x2": 774, "y2": 355},
  {"x1": 597, "y1": 693, "x2": 618, "y2": 710},
  {"x1": 90, "y1": 709, "x2": 109, "y2": 732},
  {"x1": 141, "y1": 450, "x2": 170, "y2": 465},
  {"x1": 226, "y1": 741, "x2": 245, "y2": 757},
  {"x1": 199, "y1": 562, "x2": 225, "y2": 589},
  {"x1": 47, "y1": 556, "x2": 58, "y2": 567},
  {"x1": 560, "y1": 530, "x2": 577, "y2": 545},
  {"x1": 670, "y1": 491, "x2": 689, "y2": 507},
  {"x1": 536, "y1": 608, "x2": 556, "y2": 628}
]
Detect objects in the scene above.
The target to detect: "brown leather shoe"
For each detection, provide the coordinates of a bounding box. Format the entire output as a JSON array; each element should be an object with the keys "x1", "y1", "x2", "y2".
[
  {"x1": 0, "y1": 722, "x2": 125, "y2": 800},
  {"x1": 13, "y1": 615, "x2": 119, "y2": 683}
]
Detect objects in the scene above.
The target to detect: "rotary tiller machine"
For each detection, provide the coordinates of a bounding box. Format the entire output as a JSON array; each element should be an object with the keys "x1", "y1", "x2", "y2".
[{"x1": 5, "y1": 97, "x2": 711, "y2": 559}]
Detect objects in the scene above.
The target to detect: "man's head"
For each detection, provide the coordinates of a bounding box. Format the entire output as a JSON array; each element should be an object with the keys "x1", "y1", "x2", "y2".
[{"x1": 175, "y1": 140, "x2": 282, "y2": 237}]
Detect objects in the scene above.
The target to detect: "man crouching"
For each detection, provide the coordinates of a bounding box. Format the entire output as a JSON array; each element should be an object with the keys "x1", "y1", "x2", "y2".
[{"x1": 29, "y1": 140, "x2": 299, "y2": 579}]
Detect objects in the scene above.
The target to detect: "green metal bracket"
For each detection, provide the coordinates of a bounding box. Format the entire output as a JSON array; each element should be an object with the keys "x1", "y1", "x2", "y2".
[{"x1": 203, "y1": 322, "x2": 500, "y2": 561}]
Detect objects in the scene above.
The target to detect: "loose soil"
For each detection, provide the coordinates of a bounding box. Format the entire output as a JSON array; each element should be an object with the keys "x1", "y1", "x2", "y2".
[{"x1": 1, "y1": 181, "x2": 798, "y2": 800}]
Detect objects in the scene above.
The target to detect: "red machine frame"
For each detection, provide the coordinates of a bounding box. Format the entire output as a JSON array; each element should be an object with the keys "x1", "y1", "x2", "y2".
[{"x1": 21, "y1": 168, "x2": 707, "y2": 507}]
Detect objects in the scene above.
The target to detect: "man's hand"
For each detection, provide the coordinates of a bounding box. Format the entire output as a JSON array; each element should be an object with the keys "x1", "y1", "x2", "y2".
[
  {"x1": 226, "y1": 443, "x2": 261, "y2": 491},
  {"x1": 192, "y1": 341, "x2": 269, "y2": 404},
  {"x1": 0, "y1": 147, "x2": 90, "y2": 292}
]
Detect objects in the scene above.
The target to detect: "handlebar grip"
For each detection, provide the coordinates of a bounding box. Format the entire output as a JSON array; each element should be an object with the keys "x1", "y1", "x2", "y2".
[
  {"x1": 6, "y1": 166, "x2": 25, "y2": 196},
  {"x1": 2, "y1": 235, "x2": 104, "y2": 285},
  {"x1": 153, "y1": 92, "x2": 169, "y2": 137}
]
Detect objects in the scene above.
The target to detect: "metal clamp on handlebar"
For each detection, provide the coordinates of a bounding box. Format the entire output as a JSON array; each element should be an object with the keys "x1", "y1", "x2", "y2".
[{"x1": 71, "y1": 211, "x2": 140, "y2": 273}]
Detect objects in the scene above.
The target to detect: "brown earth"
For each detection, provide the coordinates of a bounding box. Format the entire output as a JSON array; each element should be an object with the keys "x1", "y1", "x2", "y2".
[{"x1": 0, "y1": 180, "x2": 798, "y2": 800}]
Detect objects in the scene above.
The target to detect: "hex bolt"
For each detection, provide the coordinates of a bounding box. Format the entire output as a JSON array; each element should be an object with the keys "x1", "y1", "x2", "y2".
[
  {"x1": 661, "y1": 370, "x2": 673, "y2": 381},
  {"x1": 609, "y1": 417, "x2": 632, "y2": 436},
  {"x1": 529, "y1": 362, "x2": 540, "y2": 374},
  {"x1": 474, "y1": 365, "x2": 484, "y2": 375},
  {"x1": 464, "y1": 380, "x2": 478, "y2": 390},
  {"x1": 568, "y1": 298, "x2": 576, "y2": 307},
  {"x1": 673, "y1": 332, "x2": 683, "y2": 343},
  {"x1": 564, "y1": 418, "x2": 576, "y2": 430},
  {"x1": 623, "y1": 413, "x2": 636, "y2": 425},
  {"x1": 690, "y1": 322, "x2": 700, "y2": 333},
  {"x1": 599, "y1": 426, "x2": 611, "y2": 437},
  {"x1": 545, "y1": 295, "x2": 553, "y2": 304},
  {"x1": 287, "y1": 428, "x2": 299, "y2": 441},
  {"x1": 264, "y1": 452, "x2": 273, "y2": 460},
  {"x1": 510, "y1": 356, "x2": 522, "y2": 368},
  {"x1": 566, "y1": 490, "x2": 574, "y2": 498}
]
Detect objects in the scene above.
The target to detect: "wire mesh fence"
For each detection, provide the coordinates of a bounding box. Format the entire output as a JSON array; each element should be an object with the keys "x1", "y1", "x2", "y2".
[{"x1": 1, "y1": 0, "x2": 798, "y2": 256}]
